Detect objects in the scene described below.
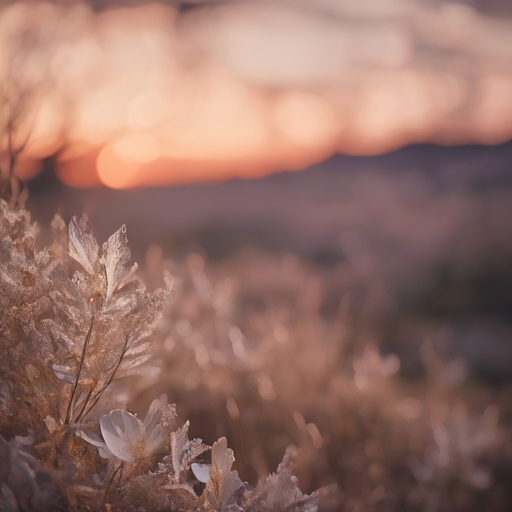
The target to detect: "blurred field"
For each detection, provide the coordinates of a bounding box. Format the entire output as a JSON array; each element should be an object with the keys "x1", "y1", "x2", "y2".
[
  {"x1": 23, "y1": 142, "x2": 512, "y2": 511},
  {"x1": 26, "y1": 142, "x2": 512, "y2": 382}
]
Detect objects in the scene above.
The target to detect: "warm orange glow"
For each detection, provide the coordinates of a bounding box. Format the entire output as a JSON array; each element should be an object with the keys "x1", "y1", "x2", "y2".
[
  {"x1": 1, "y1": 1, "x2": 512, "y2": 188},
  {"x1": 155, "y1": 76, "x2": 271, "y2": 162},
  {"x1": 58, "y1": 142, "x2": 97, "y2": 162},
  {"x1": 274, "y1": 92, "x2": 341, "y2": 148},
  {"x1": 15, "y1": 158, "x2": 42, "y2": 182},
  {"x1": 112, "y1": 132, "x2": 160, "y2": 164},
  {"x1": 128, "y1": 92, "x2": 170, "y2": 131},
  {"x1": 55, "y1": 149, "x2": 102, "y2": 188},
  {"x1": 97, "y1": 143, "x2": 142, "y2": 189}
]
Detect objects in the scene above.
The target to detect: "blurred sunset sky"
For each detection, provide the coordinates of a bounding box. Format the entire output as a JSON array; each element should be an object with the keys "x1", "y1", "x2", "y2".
[{"x1": 1, "y1": 0, "x2": 512, "y2": 189}]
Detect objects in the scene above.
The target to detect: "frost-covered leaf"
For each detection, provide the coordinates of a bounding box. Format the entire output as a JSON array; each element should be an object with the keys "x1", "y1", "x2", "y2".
[
  {"x1": 166, "y1": 421, "x2": 208, "y2": 485},
  {"x1": 50, "y1": 212, "x2": 66, "y2": 238},
  {"x1": 68, "y1": 214, "x2": 99, "y2": 275},
  {"x1": 243, "y1": 451, "x2": 321, "y2": 512},
  {"x1": 170, "y1": 422, "x2": 190, "y2": 483},
  {"x1": 204, "y1": 437, "x2": 244, "y2": 510},
  {"x1": 101, "y1": 225, "x2": 138, "y2": 304}
]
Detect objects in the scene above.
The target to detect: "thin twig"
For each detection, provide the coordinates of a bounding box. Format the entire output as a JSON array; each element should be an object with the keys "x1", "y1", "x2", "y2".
[
  {"x1": 64, "y1": 313, "x2": 95, "y2": 425},
  {"x1": 116, "y1": 462, "x2": 125, "y2": 487},
  {"x1": 80, "y1": 334, "x2": 131, "y2": 421},
  {"x1": 70, "y1": 386, "x2": 94, "y2": 425},
  {"x1": 103, "y1": 462, "x2": 124, "y2": 503}
]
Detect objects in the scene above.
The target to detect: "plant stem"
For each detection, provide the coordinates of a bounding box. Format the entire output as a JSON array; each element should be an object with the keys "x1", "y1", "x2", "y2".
[
  {"x1": 103, "y1": 462, "x2": 124, "y2": 502},
  {"x1": 80, "y1": 334, "x2": 131, "y2": 421},
  {"x1": 71, "y1": 386, "x2": 94, "y2": 425},
  {"x1": 64, "y1": 313, "x2": 95, "y2": 425}
]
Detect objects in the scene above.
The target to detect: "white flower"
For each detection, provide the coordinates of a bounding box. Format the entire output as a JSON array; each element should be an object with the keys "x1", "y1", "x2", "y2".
[
  {"x1": 191, "y1": 462, "x2": 211, "y2": 483},
  {"x1": 78, "y1": 395, "x2": 176, "y2": 462}
]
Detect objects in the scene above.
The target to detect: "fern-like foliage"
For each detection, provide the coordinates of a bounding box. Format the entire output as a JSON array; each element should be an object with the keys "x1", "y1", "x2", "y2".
[{"x1": 0, "y1": 197, "x2": 321, "y2": 511}]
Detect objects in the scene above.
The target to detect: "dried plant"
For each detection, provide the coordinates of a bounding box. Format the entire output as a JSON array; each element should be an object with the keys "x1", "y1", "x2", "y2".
[
  {"x1": 1, "y1": 181, "x2": 511, "y2": 512},
  {"x1": 150, "y1": 248, "x2": 512, "y2": 512},
  {"x1": 0, "y1": 174, "x2": 322, "y2": 511}
]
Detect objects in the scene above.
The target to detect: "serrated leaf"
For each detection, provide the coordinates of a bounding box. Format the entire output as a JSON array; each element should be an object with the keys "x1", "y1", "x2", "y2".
[
  {"x1": 243, "y1": 451, "x2": 321, "y2": 512},
  {"x1": 204, "y1": 437, "x2": 244, "y2": 510},
  {"x1": 170, "y1": 421, "x2": 190, "y2": 483},
  {"x1": 101, "y1": 225, "x2": 138, "y2": 304},
  {"x1": 68, "y1": 214, "x2": 99, "y2": 275}
]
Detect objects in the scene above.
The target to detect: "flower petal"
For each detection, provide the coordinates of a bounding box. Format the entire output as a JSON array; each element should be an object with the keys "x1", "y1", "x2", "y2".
[
  {"x1": 191, "y1": 463, "x2": 211, "y2": 483},
  {"x1": 110, "y1": 409, "x2": 143, "y2": 444},
  {"x1": 100, "y1": 414, "x2": 133, "y2": 461},
  {"x1": 143, "y1": 395, "x2": 167, "y2": 432},
  {"x1": 144, "y1": 429, "x2": 167, "y2": 456},
  {"x1": 76, "y1": 430, "x2": 115, "y2": 460}
]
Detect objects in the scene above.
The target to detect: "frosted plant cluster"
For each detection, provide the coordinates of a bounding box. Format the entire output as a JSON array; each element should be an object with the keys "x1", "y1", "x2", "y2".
[
  {"x1": 0, "y1": 189, "x2": 321, "y2": 511},
  {"x1": 155, "y1": 241, "x2": 509, "y2": 511}
]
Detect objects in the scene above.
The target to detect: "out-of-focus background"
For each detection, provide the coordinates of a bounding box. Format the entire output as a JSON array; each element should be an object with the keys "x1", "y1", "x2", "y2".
[{"x1": 2, "y1": 1, "x2": 512, "y2": 510}]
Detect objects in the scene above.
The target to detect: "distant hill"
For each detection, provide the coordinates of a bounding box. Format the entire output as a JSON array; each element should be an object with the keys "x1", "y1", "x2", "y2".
[{"x1": 27, "y1": 142, "x2": 512, "y2": 260}]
